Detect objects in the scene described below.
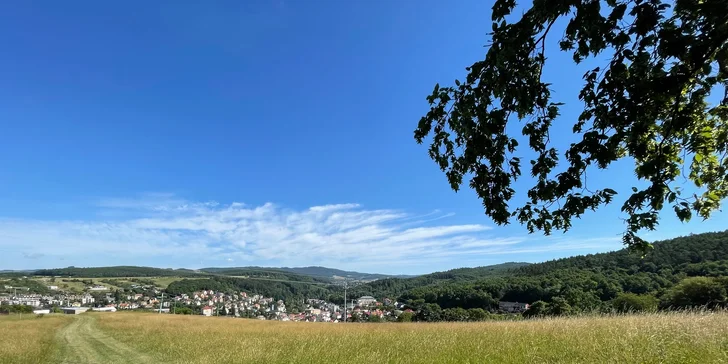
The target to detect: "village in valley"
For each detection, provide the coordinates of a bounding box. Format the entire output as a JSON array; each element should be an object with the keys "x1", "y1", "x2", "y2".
[{"x1": 1, "y1": 278, "x2": 531, "y2": 321}]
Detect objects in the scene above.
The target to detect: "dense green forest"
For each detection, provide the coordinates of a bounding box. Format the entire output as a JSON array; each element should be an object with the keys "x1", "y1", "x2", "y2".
[
  {"x1": 347, "y1": 231, "x2": 728, "y2": 320},
  {"x1": 344, "y1": 262, "x2": 531, "y2": 300}
]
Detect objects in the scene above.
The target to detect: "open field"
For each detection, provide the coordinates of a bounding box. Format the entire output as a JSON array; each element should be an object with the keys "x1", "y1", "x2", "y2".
[
  {"x1": 12, "y1": 276, "x2": 199, "y2": 292},
  {"x1": 0, "y1": 315, "x2": 72, "y2": 364},
  {"x1": 2, "y1": 312, "x2": 728, "y2": 363}
]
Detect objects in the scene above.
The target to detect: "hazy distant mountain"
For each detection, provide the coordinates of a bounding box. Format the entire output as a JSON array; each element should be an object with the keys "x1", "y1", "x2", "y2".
[
  {"x1": 201, "y1": 266, "x2": 414, "y2": 282},
  {"x1": 276, "y1": 266, "x2": 416, "y2": 281},
  {"x1": 4, "y1": 263, "x2": 529, "y2": 283}
]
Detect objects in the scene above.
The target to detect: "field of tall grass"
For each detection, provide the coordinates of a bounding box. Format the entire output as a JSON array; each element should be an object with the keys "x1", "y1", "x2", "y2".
[
  {"x1": 94, "y1": 311, "x2": 728, "y2": 364},
  {"x1": 0, "y1": 314, "x2": 72, "y2": 364},
  {"x1": 2, "y1": 311, "x2": 727, "y2": 363}
]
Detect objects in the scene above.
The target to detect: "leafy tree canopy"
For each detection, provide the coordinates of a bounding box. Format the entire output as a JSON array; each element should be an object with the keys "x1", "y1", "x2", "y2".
[{"x1": 415, "y1": 0, "x2": 728, "y2": 251}]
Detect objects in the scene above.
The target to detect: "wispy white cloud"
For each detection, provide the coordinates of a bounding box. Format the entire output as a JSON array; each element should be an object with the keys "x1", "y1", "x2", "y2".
[{"x1": 0, "y1": 194, "x2": 622, "y2": 271}]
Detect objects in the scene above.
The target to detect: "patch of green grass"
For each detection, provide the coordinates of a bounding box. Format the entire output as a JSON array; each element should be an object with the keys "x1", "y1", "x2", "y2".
[{"x1": 27, "y1": 276, "x2": 196, "y2": 292}]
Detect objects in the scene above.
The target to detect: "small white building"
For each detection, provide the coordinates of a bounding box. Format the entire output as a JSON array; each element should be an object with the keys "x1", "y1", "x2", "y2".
[
  {"x1": 47, "y1": 286, "x2": 59, "y2": 290},
  {"x1": 88, "y1": 285, "x2": 108, "y2": 291},
  {"x1": 91, "y1": 307, "x2": 117, "y2": 312},
  {"x1": 33, "y1": 309, "x2": 51, "y2": 315},
  {"x1": 202, "y1": 306, "x2": 213, "y2": 316},
  {"x1": 356, "y1": 296, "x2": 377, "y2": 307}
]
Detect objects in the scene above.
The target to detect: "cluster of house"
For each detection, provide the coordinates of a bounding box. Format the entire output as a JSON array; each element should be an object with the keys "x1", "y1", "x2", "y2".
[
  {"x1": 1, "y1": 283, "x2": 532, "y2": 319},
  {"x1": 0, "y1": 293, "x2": 97, "y2": 308},
  {"x1": 176, "y1": 290, "x2": 287, "y2": 319}
]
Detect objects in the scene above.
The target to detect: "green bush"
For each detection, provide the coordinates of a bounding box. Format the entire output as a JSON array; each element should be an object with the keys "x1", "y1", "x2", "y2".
[{"x1": 611, "y1": 293, "x2": 658, "y2": 313}]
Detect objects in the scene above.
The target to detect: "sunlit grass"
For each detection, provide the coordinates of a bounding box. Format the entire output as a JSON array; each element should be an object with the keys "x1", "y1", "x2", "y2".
[
  {"x1": 94, "y1": 311, "x2": 728, "y2": 364},
  {"x1": 0, "y1": 314, "x2": 72, "y2": 364},
  {"x1": 3, "y1": 311, "x2": 727, "y2": 363}
]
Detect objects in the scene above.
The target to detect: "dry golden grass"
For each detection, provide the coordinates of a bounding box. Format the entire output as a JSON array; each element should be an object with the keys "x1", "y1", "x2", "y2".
[
  {"x1": 0, "y1": 314, "x2": 72, "y2": 364},
  {"x1": 93, "y1": 311, "x2": 728, "y2": 364}
]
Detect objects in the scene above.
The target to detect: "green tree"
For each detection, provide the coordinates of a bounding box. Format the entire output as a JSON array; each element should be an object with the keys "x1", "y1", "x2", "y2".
[
  {"x1": 367, "y1": 314, "x2": 382, "y2": 323},
  {"x1": 174, "y1": 307, "x2": 193, "y2": 315},
  {"x1": 523, "y1": 300, "x2": 549, "y2": 318},
  {"x1": 467, "y1": 308, "x2": 489, "y2": 321},
  {"x1": 611, "y1": 292, "x2": 659, "y2": 312},
  {"x1": 349, "y1": 312, "x2": 362, "y2": 322},
  {"x1": 414, "y1": 0, "x2": 728, "y2": 252},
  {"x1": 442, "y1": 307, "x2": 469, "y2": 321},
  {"x1": 397, "y1": 311, "x2": 415, "y2": 322},
  {"x1": 662, "y1": 276, "x2": 727, "y2": 308},
  {"x1": 547, "y1": 297, "x2": 572, "y2": 316},
  {"x1": 416, "y1": 303, "x2": 443, "y2": 322}
]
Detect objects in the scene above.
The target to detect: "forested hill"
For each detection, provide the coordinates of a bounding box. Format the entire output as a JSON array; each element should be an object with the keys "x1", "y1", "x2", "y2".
[
  {"x1": 517, "y1": 231, "x2": 728, "y2": 276},
  {"x1": 195, "y1": 267, "x2": 332, "y2": 284},
  {"x1": 348, "y1": 262, "x2": 530, "y2": 299},
  {"x1": 346, "y1": 231, "x2": 728, "y2": 316}
]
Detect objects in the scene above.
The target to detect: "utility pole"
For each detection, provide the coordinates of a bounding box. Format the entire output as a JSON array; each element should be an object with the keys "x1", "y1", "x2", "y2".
[
  {"x1": 343, "y1": 281, "x2": 347, "y2": 323},
  {"x1": 158, "y1": 293, "x2": 165, "y2": 314}
]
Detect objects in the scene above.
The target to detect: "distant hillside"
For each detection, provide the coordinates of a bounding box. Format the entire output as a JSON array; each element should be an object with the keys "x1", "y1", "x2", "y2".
[
  {"x1": 201, "y1": 266, "x2": 413, "y2": 282},
  {"x1": 276, "y1": 266, "x2": 415, "y2": 281},
  {"x1": 31, "y1": 266, "x2": 205, "y2": 278},
  {"x1": 348, "y1": 262, "x2": 530, "y2": 298},
  {"x1": 197, "y1": 267, "x2": 331, "y2": 284}
]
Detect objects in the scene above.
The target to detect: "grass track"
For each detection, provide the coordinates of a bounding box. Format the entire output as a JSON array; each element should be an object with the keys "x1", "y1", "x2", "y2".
[{"x1": 54, "y1": 315, "x2": 155, "y2": 364}]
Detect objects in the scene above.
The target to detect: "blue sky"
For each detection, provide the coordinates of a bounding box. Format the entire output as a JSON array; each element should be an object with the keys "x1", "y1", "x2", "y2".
[{"x1": 0, "y1": 0, "x2": 725, "y2": 274}]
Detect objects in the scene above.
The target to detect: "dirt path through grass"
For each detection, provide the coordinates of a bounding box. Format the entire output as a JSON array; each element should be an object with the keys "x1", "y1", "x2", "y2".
[{"x1": 56, "y1": 315, "x2": 155, "y2": 364}]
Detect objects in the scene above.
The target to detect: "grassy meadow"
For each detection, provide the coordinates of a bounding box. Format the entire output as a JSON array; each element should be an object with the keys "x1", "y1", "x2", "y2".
[
  {"x1": 0, "y1": 315, "x2": 72, "y2": 364},
  {"x1": 2, "y1": 311, "x2": 728, "y2": 363},
  {"x1": 96, "y1": 311, "x2": 728, "y2": 364}
]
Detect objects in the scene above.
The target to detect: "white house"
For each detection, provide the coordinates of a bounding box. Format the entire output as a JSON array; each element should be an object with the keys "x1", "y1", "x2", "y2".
[
  {"x1": 47, "y1": 286, "x2": 59, "y2": 290},
  {"x1": 356, "y1": 296, "x2": 377, "y2": 306},
  {"x1": 202, "y1": 306, "x2": 213, "y2": 316},
  {"x1": 33, "y1": 309, "x2": 50, "y2": 315},
  {"x1": 91, "y1": 307, "x2": 117, "y2": 312}
]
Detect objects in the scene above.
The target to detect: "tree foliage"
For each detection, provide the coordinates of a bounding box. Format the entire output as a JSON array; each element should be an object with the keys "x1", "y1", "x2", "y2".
[
  {"x1": 661, "y1": 276, "x2": 727, "y2": 307},
  {"x1": 415, "y1": 0, "x2": 728, "y2": 251},
  {"x1": 611, "y1": 292, "x2": 659, "y2": 312}
]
